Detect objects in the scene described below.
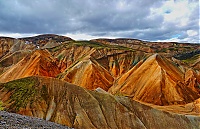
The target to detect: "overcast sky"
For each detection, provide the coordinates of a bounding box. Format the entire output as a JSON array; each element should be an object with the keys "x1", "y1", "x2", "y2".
[{"x1": 0, "y1": 0, "x2": 199, "y2": 43}]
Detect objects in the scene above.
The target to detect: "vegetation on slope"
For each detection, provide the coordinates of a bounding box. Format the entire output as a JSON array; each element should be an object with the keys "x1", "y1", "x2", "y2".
[{"x1": 1, "y1": 77, "x2": 38, "y2": 111}]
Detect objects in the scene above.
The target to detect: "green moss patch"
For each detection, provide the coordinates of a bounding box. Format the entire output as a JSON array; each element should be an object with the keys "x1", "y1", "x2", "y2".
[{"x1": 3, "y1": 77, "x2": 38, "y2": 111}]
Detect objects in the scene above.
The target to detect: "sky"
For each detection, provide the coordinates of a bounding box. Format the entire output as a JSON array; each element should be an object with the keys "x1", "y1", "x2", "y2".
[{"x1": 0, "y1": 0, "x2": 199, "y2": 43}]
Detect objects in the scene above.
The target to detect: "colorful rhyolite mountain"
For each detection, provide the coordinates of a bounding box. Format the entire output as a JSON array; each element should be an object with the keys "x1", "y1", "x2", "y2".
[
  {"x1": 109, "y1": 54, "x2": 200, "y2": 105},
  {"x1": 0, "y1": 34, "x2": 199, "y2": 129}
]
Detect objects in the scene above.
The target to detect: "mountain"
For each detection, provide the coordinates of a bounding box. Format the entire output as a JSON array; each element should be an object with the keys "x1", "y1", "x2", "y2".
[
  {"x1": 109, "y1": 54, "x2": 200, "y2": 105},
  {"x1": 0, "y1": 34, "x2": 200, "y2": 128},
  {"x1": 0, "y1": 50, "x2": 60, "y2": 83},
  {"x1": 59, "y1": 57, "x2": 114, "y2": 90},
  {"x1": 0, "y1": 76, "x2": 199, "y2": 129}
]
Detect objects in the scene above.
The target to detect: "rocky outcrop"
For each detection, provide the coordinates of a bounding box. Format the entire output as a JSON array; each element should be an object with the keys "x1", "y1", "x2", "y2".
[
  {"x1": 0, "y1": 50, "x2": 60, "y2": 83},
  {"x1": 0, "y1": 76, "x2": 200, "y2": 129},
  {"x1": 109, "y1": 54, "x2": 200, "y2": 105}
]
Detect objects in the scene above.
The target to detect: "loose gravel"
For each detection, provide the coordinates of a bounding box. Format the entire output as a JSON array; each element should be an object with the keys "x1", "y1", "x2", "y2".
[{"x1": 0, "y1": 111, "x2": 72, "y2": 129}]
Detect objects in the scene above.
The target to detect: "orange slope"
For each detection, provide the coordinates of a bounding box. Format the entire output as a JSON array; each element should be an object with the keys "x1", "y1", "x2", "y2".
[
  {"x1": 60, "y1": 57, "x2": 114, "y2": 91},
  {"x1": 0, "y1": 50, "x2": 60, "y2": 83},
  {"x1": 109, "y1": 54, "x2": 200, "y2": 105}
]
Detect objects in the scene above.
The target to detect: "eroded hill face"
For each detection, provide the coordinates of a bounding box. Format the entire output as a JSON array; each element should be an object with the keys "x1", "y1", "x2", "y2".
[
  {"x1": 0, "y1": 76, "x2": 200, "y2": 129},
  {"x1": 0, "y1": 50, "x2": 60, "y2": 83},
  {"x1": 109, "y1": 54, "x2": 200, "y2": 105},
  {"x1": 60, "y1": 58, "x2": 114, "y2": 90}
]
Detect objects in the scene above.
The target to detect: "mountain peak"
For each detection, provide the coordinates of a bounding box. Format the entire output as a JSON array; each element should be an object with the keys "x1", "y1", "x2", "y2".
[
  {"x1": 60, "y1": 58, "x2": 114, "y2": 90},
  {"x1": 109, "y1": 54, "x2": 199, "y2": 105}
]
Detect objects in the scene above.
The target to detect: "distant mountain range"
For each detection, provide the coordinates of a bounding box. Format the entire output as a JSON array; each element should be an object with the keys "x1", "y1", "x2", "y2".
[{"x1": 0, "y1": 34, "x2": 200, "y2": 129}]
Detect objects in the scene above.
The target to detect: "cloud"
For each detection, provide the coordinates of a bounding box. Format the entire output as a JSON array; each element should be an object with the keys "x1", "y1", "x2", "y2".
[
  {"x1": 187, "y1": 30, "x2": 198, "y2": 37},
  {"x1": 0, "y1": 0, "x2": 199, "y2": 43}
]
